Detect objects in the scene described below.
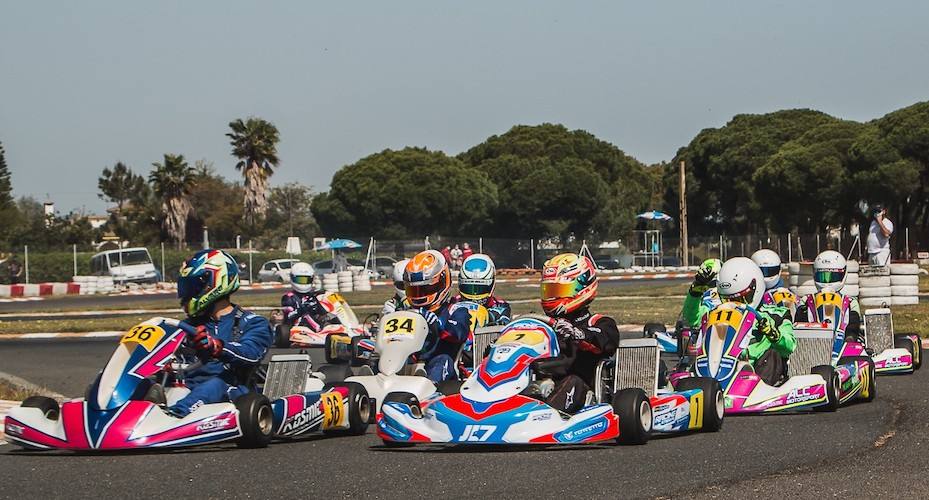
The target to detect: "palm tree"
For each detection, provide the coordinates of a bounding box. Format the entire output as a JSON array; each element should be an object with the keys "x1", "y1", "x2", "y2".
[
  {"x1": 149, "y1": 154, "x2": 194, "y2": 248},
  {"x1": 226, "y1": 117, "x2": 280, "y2": 228}
]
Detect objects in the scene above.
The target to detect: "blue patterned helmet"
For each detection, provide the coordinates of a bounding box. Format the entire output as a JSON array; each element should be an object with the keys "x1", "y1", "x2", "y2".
[{"x1": 178, "y1": 249, "x2": 240, "y2": 317}]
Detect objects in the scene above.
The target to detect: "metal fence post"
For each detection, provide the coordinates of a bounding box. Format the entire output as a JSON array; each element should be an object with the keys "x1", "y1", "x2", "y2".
[
  {"x1": 530, "y1": 239, "x2": 535, "y2": 269},
  {"x1": 73, "y1": 244, "x2": 78, "y2": 278},
  {"x1": 160, "y1": 242, "x2": 165, "y2": 282},
  {"x1": 479, "y1": 237, "x2": 483, "y2": 254},
  {"x1": 787, "y1": 233, "x2": 792, "y2": 262},
  {"x1": 248, "y1": 240, "x2": 254, "y2": 283},
  {"x1": 24, "y1": 245, "x2": 29, "y2": 284}
]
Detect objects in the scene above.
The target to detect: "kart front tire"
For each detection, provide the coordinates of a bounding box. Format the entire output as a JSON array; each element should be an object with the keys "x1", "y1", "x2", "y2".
[
  {"x1": 322, "y1": 382, "x2": 370, "y2": 436},
  {"x1": 21, "y1": 396, "x2": 60, "y2": 420},
  {"x1": 811, "y1": 365, "x2": 840, "y2": 412},
  {"x1": 612, "y1": 388, "x2": 652, "y2": 445},
  {"x1": 837, "y1": 356, "x2": 876, "y2": 402},
  {"x1": 380, "y1": 392, "x2": 421, "y2": 448},
  {"x1": 894, "y1": 335, "x2": 920, "y2": 370},
  {"x1": 673, "y1": 377, "x2": 724, "y2": 432},
  {"x1": 642, "y1": 322, "x2": 667, "y2": 338},
  {"x1": 235, "y1": 392, "x2": 274, "y2": 448}
]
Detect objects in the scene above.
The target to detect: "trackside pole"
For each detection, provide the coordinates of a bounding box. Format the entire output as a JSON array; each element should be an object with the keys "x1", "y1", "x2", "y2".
[
  {"x1": 788, "y1": 233, "x2": 792, "y2": 263},
  {"x1": 160, "y1": 242, "x2": 165, "y2": 282},
  {"x1": 73, "y1": 244, "x2": 78, "y2": 278},
  {"x1": 24, "y1": 245, "x2": 29, "y2": 284},
  {"x1": 248, "y1": 240, "x2": 254, "y2": 283},
  {"x1": 479, "y1": 237, "x2": 483, "y2": 254},
  {"x1": 530, "y1": 239, "x2": 535, "y2": 269}
]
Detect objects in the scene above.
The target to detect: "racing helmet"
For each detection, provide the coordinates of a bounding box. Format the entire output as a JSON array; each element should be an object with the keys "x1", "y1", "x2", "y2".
[
  {"x1": 403, "y1": 250, "x2": 452, "y2": 312},
  {"x1": 290, "y1": 262, "x2": 315, "y2": 294},
  {"x1": 540, "y1": 253, "x2": 598, "y2": 316},
  {"x1": 717, "y1": 257, "x2": 764, "y2": 309},
  {"x1": 813, "y1": 250, "x2": 847, "y2": 292},
  {"x1": 459, "y1": 253, "x2": 496, "y2": 304},
  {"x1": 750, "y1": 249, "x2": 782, "y2": 290},
  {"x1": 392, "y1": 258, "x2": 411, "y2": 297},
  {"x1": 178, "y1": 249, "x2": 240, "y2": 317}
]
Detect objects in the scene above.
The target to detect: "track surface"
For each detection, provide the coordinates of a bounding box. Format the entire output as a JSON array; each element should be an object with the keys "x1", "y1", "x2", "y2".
[{"x1": 1, "y1": 337, "x2": 927, "y2": 499}]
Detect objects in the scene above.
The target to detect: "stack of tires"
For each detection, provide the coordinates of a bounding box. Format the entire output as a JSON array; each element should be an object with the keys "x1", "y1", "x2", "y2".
[
  {"x1": 787, "y1": 260, "x2": 860, "y2": 298},
  {"x1": 353, "y1": 272, "x2": 372, "y2": 291},
  {"x1": 889, "y1": 263, "x2": 920, "y2": 306},
  {"x1": 337, "y1": 271, "x2": 354, "y2": 293},
  {"x1": 858, "y1": 265, "x2": 891, "y2": 307},
  {"x1": 322, "y1": 273, "x2": 339, "y2": 292}
]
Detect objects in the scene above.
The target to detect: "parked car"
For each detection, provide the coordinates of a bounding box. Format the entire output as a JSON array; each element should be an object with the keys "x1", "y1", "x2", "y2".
[
  {"x1": 593, "y1": 254, "x2": 622, "y2": 270},
  {"x1": 373, "y1": 256, "x2": 398, "y2": 278},
  {"x1": 90, "y1": 248, "x2": 159, "y2": 284},
  {"x1": 257, "y1": 259, "x2": 300, "y2": 283}
]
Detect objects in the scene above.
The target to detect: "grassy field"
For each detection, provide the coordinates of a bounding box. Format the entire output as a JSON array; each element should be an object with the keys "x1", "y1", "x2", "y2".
[{"x1": 0, "y1": 379, "x2": 42, "y2": 400}]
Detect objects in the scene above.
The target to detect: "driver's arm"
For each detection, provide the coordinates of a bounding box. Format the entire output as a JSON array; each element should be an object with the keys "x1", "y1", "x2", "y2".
[
  {"x1": 587, "y1": 315, "x2": 620, "y2": 356},
  {"x1": 682, "y1": 292, "x2": 709, "y2": 329},
  {"x1": 439, "y1": 307, "x2": 472, "y2": 343},
  {"x1": 218, "y1": 314, "x2": 273, "y2": 367}
]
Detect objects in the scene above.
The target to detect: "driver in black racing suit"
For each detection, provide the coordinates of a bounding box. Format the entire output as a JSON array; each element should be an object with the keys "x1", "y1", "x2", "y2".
[{"x1": 541, "y1": 253, "x2": 620, "y2": 414}]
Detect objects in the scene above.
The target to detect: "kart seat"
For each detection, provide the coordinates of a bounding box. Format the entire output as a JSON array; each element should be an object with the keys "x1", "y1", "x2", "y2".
[{"x1": 142, "y1": 382, "x2": 167, "y2": 406}]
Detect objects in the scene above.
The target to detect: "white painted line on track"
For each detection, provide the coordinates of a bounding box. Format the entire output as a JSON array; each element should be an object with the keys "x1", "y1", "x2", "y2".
[{"x1": 19, "y1": 333, "x2": 59, "y2": 339}]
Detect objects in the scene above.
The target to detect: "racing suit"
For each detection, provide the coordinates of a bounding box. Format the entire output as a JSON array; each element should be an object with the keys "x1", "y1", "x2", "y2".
[
  {"x1": 450, "y1": 294, "x2": 513, "y2": 377},
  {"x1": 169, "y1": 306, "x2": 273, "y2": 416},
  {"x1": 686, "y1": 293, "x2": 796, "y2": 385},
  {"x1": 281, "y1": 290, "x2": 337, "y2": 331},
  {"x1": 794, "y1": 293, "x2": 862, "y2": 342},
  {"x1": 545, "y1": 309, "x2": 620, "y2": 414},
  {"x1": 418, "y1": 302, "x2": 472, "y2": 383},
  {"x1": 682, "y1": 288, "x2": 722, "y2": 329}
]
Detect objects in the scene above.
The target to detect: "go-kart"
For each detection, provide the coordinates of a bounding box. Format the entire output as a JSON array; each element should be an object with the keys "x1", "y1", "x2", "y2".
[
  {"x1": 377, "y1": 316, "x2": 723, "y2": 446},
  {"x1": 861, "y1": 307, "x2": 922, "y2": 375},
  {"x1": 4, "y1": 318, "x2": 370, "y2": 451},
  {"x1": 675, "y1": 302, "x2": 841, "y2": 414},
  {"x1": 270, "y1": 292, "x2": 368, "y2": 348}
]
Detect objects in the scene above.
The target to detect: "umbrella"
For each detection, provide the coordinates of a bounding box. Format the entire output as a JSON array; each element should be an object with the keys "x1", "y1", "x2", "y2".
[
  {"x1": 318, "y1": 238, "x2": 362, "y2": 250},
  {"x1": 636, "y1": 210, "x2": 673, "y2": 221}
]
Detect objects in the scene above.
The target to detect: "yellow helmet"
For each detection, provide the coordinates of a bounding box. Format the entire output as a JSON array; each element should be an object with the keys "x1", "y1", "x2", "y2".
[{"x1": 540, "y1": 253, "x2": 598, "y2": 316}]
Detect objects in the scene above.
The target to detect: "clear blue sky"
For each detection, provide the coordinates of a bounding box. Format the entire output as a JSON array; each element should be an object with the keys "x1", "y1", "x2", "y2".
[{"x1": 2, "y1": 1, "x2": 927, "y2": 214}]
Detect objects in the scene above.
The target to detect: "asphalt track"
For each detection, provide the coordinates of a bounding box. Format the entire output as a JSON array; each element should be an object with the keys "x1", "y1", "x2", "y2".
[{"x1": 1, "y1": 337, "x2": 928, "y2": 499}]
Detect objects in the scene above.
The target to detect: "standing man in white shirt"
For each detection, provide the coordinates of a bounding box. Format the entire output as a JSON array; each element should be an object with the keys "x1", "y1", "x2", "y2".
[{"x1": 867, "y1": 204, "x2": 893, "y2": 266}]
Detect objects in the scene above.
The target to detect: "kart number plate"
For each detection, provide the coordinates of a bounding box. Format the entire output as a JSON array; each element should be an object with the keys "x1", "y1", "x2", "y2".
[
  {"x1": 814, "y1": 292, "x2": 842, "y2": 308},
  {"x1": 384, "y1": 317, "x2": 417, "y2": 339},
  {"x1": 121, "y1": 324, "x2": 167, "y2": 351},
  {"x1": 706, "y1": 307, "x2": 745, "y2": 330},
  {"x1": 497, "y1": 329, "x2": 544, "y2": 346}
]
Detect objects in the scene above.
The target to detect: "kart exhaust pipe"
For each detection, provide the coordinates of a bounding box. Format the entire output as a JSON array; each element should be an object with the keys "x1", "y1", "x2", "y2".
[{"x1": 367, "y1": 398, "x2": 377, "y2": 424}]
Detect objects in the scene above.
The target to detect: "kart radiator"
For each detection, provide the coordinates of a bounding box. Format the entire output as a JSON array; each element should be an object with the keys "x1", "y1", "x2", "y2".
[
  {"x1": 471, "y1": 326, "x2": 506, "y2": 371},
  {"x1": 264, "y1": 354, "x2": 312, "y2": 401},
  {"x1": 864, "y1": 308, "x2": 894, "y2": 353},
  {"x1": 614, "y1": 338, "x2": 659, "y2": 398},
  {"x1": 788, "y1": 328, "x2": 834, "y2": 377}
]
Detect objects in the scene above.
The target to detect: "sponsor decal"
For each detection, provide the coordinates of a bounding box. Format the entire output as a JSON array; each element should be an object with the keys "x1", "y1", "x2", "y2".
[
  {"x1": 196, "y1": 417, "x2": 232, "y2": 432},
  {"x1": 560, "y1": 420, "x2": 605, "y2": 440},
  {"x1": 785, "y1": 386, "x2": 819, "y2": 405},
  {"x1": 654, "y1": 410, "x2": 675, "y2": 427},
  {"x1": 5, "y1": 422, "x2": 24, "y2": 436},
  {"x1": 281, "y1": 404, "x2": 323, "y2": 434},
  {"x1": 884, "y1": 356, "x2": 909, "y2": 368},
  {"x1": 530, "y1": 412, "x2": 553, "y2": 422},
  {"x1": 459, "y1": 424, "x2": 496, "y2": 442}
]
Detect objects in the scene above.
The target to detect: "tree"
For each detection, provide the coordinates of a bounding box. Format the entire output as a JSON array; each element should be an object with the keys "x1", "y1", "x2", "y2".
[
  {"x1": 259, "y1": 183, "x2": 320, "y2": 247},
  {"x1": 226, "y1": 117, "x2": 280, "y2": 229},
  {"x1": 186, "y1": 160, "x2": 244, "y2": 245},
  {"x1": 0, "y1": 141, "x2": 12, "y2": 210},
  {"x1": 312, "y1": 147, "x2": 498, "y2": 238},
  {"x1": 98, "y1": 162, "x2": 147, "y2": 214},
  {"x1": 149, "y1": 154, "x2": 194, "y2": 247}
]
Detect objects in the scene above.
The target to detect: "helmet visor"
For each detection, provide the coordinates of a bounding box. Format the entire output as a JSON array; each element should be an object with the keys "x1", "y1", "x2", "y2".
[
  {"x1": 459, "y1": 280, "x2": 492, "y2": 298},
  {"x1": 292, "y1": 275, "x2": 313, "y2": 285},
  {"x1": 814, "y1": 269, "x2": 845, "y2": 284},
  {"x1": 760, "y1": 266, "x2": 780, "y2": 278},
  {"x1": 722, "y1": 280, "x2": 757, "y2": 304},
  {"x1": 541, "y1": 281, "x2": 577, "y2": 301},
  {"x1": 178, "y1": 273, "x2": 210, "y2": 301},
  {"x1": 406, "y1": 281, "x2": 445, "y2": 303}
]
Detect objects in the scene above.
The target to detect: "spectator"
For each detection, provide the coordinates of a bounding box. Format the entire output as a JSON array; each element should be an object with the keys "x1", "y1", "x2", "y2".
[
  {"x1": 450, "y1": 244, "x2": 463, "y2": 269},
  {"x1": 867, "y1": 204, "x2": 893, "y2": 266},
  {"x1": 461, "y1": 242, "x2": 474, "y2": 263},
  {"x1": 333, "y1": 252, "x2": 349, "y2": 272},
  {"x1": 8, "y1": 255, "x2": 22, "y2": 284},
  {"x1": 441, "y1": 246, "x2": 452, "y2": 269}
]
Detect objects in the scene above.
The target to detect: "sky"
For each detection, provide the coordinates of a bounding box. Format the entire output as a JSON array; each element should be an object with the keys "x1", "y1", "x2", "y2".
[{"x1": 2, "y1": 1, "x2": 928, "y2": 214}]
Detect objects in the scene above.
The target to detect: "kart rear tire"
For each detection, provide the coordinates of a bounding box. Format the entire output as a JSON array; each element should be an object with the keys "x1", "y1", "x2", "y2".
[
  {"x1": 274, "y1": 324, "x2": 290, "y2": 348},
  {"x1": 322, "y1": 382, "x2": 370, "y2": 436},
  {"x1": 318, "y1": 363, "x2": 352, "y2": 383},
  {"x1": 643, "y1": 322, "x2": 666, "y2": 338},
  {"x1": 21, "y1": 396, "x2": 59, "y2": 420},
  {"x1": 235, "y1": 392, "x2": 274, "y2": 448},
  {"x1": 894, "y1": 335, "x2": 921, "y2": 370},
  {"x1": 837, "y1": 356, "x2": 876, "y2": 402},
  {"x1": 811, "y1": 365, "x2": 840, "y2": 412},
  {"x1": 612, "y1": 388, "x2": 652, "y2": 445},
  {"x1": 381, "y1": 392, "x2": 421, "y2": 448},
  {"x1": 436, "y1": 379, "x2": 462, "y2": 396},
  {"x1": 673, "y1": 377, "x2": 724, "y2": 432}
]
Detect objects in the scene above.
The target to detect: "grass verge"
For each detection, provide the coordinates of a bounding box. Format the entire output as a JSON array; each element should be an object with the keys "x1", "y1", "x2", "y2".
[{"x1": 0, "y1": 379, "x2": 42, "y2": 401}]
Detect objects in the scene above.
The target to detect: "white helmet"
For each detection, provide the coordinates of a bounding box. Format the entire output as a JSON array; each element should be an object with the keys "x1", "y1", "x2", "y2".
[
  {"x1": 290, "y1": 262, "x2": 315, "y2": 294},
  {"x1": 717, "y1": 257, "x2": 765, "y2": 309},
  {"x1": 750, "y1": 249, "x2": 782, "y2": 290},
  {"x1": 392, "y1": 259, "x2": 410, "y2": 297},
  {"x1": 459, "y1": 253, "x2": 496, "y2": 304},
  {"x1": 813, "y1": 250, "x2": 847, "y2": 292}
]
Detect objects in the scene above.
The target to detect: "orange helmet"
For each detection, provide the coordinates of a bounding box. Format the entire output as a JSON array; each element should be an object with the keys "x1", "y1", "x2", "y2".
[
  {"x1": 404, "y1": 250, "x2": 452, "y2": 312},
  {"x1": 540, "y1": 253, "x2": 599, "y2": 316}
]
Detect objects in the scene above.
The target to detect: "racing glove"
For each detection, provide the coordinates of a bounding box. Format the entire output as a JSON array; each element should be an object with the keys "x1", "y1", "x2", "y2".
[
  {"x1": 757, "y1": 317, "x2": 780, "y2": 343},
  {"x1": 419, "y1": 309, "x2": 441, "y2": 336},
  {"x1": 553, "y1": 318, "x2": 587, "y2": 341},
  {"x1": 189, "y1": 325, "x2": 223, "y2": 358},
  {"x1": 689, "y1": 267, "x2": 716, "y2": 297}
]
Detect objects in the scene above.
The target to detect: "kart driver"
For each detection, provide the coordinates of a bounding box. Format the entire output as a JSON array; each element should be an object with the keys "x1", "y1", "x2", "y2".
[
  {"x1": 452, "y1": 253, "x2": 511, "y2": 325},
  {"x1": 404, "y1": 250, "x2": 472, "y2": 382},
  {"x1": 382, "y1": 258, "x2": 411, "y2": 315},
  {"x1": 794, "y1": 250, "x2": 862, "y2": 342},
  {"x1": 541, "y1": 253, "x2": 620, "y2": 414},
  {"x1": 711, "y1": 257, "x2": 796, "y2": 385},
  {"x1": 169, "y1": 249, "x2": 273, "y2": 417},
  {"x1": 681, "y1": 258, "x2": 722, "y2": 329},
  {"x1": 281, "y1": 262, "x2": 339, "y2": 331}
]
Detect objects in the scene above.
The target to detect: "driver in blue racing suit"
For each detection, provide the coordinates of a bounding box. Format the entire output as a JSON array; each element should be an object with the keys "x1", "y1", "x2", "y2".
[
  {"x1": 451, "y1": 253, "x2": 512, "y2": 376},
  {"x1": 168, "y1": 249, "x2": 273, "y2": 417},
  {"x1": 403, "y1": 250, "x2": 471, "y2": 382}
]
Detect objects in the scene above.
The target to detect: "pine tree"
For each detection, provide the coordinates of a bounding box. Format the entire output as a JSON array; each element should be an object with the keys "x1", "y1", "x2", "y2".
[{"x1": 0, "y1": 141, "x2": 12, "y2": 210}]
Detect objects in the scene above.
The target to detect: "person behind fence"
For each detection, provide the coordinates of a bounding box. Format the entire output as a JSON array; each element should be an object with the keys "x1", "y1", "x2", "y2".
[
  {"x1": 711, "y1": 257, "x2": 796, "y2": 385},
  {"x1": 681, "y1": 258, "x2": 722, "y2": 329},
  {"x1": 282, "y1": 262, "x2": 340, "y2": 331},
  {"x1": 540, "y1": 253, "x2": 620, "y2": 414},
  {"x1": 867, "y1": 204, "x2": 893, "y2": 266},
  {"x1": 382, "y1": 258, "x2": 411, "y2": 315},
  {"x1": 403, "y1": 250, "x2": 471, "y2": 382},
  {"x1": 794, "y1": 250, "x2": 862, "y2": 342},
  {"x1": 168, "y1": 249, "x2": 273, "y2": 417}
]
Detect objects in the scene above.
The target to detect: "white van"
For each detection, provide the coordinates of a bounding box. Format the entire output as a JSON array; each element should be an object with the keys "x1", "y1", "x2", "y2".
[{"x1": 90, "y1": 247, "x2": 159, "y2": 284}]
